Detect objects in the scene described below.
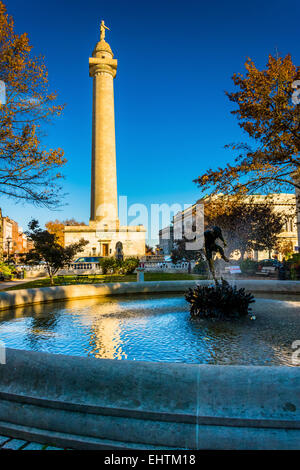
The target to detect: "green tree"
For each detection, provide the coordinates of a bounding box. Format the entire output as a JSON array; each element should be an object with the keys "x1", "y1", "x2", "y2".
[{"x1": 24, "y1": 219, "x2": 88, "y2": 285}]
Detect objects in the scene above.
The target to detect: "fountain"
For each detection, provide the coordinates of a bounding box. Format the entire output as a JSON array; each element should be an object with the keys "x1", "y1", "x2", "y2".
[
  {"x1": 185, "y1": 226, "x2": 255, "y2": 319},
  {"x1": 0, "y1": 261, "x2": 298, "y2": 449}
]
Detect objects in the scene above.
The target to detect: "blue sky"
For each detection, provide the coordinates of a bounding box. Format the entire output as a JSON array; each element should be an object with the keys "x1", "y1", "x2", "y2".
[{"x1": 2, "y1": 0, "x2": 300, "y2": 244}]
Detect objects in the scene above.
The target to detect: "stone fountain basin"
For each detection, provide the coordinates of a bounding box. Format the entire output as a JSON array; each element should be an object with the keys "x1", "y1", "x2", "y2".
[
  {"x1": 0, "y1": 280, "x2": 299, "y2": 450},
  {"x1": 0, "y1": 279, "x2": 299, "y2": 312}
]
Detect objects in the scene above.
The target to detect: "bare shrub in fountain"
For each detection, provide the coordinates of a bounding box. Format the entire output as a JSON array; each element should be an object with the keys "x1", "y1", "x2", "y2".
[{"x1": 185, "y1": 279, "x2": 255, "y2": 319}]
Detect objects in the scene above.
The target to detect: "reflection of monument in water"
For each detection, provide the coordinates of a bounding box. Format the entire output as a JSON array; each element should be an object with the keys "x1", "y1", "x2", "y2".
[
  {"x1": 90, "y1": 315, "x2": 125, "y2": 360},
  {"x1": 77, "y1": 297, "x2": 128, "y2": 359},
  {"x1": 64, "y1": 21, "x2": 146, "y2": 258}
]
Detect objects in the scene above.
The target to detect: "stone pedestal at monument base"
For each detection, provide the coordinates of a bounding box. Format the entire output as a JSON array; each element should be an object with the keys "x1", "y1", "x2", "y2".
[{"x1": 64, "y1": 222, "x2": 146, "y2": 258}]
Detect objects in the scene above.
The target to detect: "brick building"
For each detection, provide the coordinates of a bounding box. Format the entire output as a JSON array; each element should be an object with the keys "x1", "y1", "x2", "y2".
[{"x1": 1, "y1": 213, "x2": 31, "y2": 260}]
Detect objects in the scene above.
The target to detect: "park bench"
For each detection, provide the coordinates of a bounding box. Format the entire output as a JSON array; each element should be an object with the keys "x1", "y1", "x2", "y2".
[
  {"x1": 55, "y1": 274, "x2": 99, "y2": 285},
  {"x1": 55, "y1": 275, "x2": 66, "y2": 285},
  {"x1": 75, "y1": 274, "x2": 100, "y2": 284},
  {"x1": 75, "y1": 274, "x2": 91, "y2": 283},
  {"x1": 87, "y1": 273, "x2": 98, "y2": 283}
]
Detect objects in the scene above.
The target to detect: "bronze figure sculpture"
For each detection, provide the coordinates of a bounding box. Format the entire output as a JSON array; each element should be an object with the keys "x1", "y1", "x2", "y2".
[{"x1": 204, "y1": 226, "x2": 229, "y2": 281}]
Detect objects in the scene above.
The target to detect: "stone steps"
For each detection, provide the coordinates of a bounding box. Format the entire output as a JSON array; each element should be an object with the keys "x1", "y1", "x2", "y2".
[{"x1": 0, "y1": 435, "x2": 65, "y2": 450}]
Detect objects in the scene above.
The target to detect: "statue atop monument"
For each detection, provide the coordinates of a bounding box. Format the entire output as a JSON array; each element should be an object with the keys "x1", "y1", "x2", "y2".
[{"x1": 100, "y1": 20, "x2": 110, "y2": 41}]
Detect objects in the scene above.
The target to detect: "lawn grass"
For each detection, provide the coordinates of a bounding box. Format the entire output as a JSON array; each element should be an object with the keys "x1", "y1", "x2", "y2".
[{"x1": 4, "y1": 272, "x2": 206, "y2": 291}]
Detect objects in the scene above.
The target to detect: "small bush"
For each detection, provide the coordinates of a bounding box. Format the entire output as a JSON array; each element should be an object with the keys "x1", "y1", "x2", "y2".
[
  {"x1": 99, "y1": 257, "x2": 140, "y2": 275},
  {"x1": 99, "y1": 258, "x2": 119, "y2": 274},
  {"x1": 239, "y1": 259, "x2": 258, "y2": 274},
  {"x1": 185, "y1": 279, "x2": 255, "y2": 319},
  {"x1": 122, "y1": 257, "x2": 140, "y2": 274},
  {"x1": 286, "y1": 254, "x2": 300, "y2": 280},
  {"x1": 0, "y1": 262, "x2": 13, "y2": 278},
  {"x1": 193, "y1": 260, "x2": 208, "y2": 275}
]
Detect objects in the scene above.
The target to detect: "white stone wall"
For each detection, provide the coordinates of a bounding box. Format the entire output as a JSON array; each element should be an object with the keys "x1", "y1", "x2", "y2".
[{"x1": 64, "y1": 224, "x2": 146, "y2": 258}]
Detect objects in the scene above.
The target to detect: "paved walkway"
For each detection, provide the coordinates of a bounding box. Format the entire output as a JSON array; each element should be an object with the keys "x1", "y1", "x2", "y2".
[
  {"x1": 0, "y1": 435, "x2": 70, "y2": 450},
  {"x1": 0, "y1": 278, "x2": 45, "y2": 291}
]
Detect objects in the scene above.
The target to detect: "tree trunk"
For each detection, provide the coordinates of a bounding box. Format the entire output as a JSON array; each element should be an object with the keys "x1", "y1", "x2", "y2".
[{"x1": 48, "y1": 267, "x2": 54, "y2": 286}]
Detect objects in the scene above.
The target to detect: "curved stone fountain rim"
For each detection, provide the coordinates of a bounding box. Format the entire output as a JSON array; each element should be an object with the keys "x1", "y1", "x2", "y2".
[
  {"x1": 0, "y1": 280, "x2": 299, "y2": 449},
  {"x1": 0, "y1": 348, "x2": 299, "y2": 450},
  {"x1": 0, "y1": 279, "x2": 299, "y2": 312}
]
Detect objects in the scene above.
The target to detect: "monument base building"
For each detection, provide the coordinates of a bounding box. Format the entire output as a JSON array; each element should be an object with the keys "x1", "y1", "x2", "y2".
[
  {"x1": 65, "y1": 222, "x2": 146, "y2": 258},
  {"x1": 65, "y1": 23, "x2": 145, "y2": 258}
]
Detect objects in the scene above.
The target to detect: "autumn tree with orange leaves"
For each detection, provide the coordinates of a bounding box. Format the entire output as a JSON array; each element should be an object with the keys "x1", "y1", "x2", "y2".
[
  {"x1": 0, "y1": 1, "x2": 66, "y2": 207},
  {"x1": 45, "y1": 219, "x2": 86, "y2": 246},
  {"x1": 194, "y1": 55, "x2": 300, "y2": 200}
]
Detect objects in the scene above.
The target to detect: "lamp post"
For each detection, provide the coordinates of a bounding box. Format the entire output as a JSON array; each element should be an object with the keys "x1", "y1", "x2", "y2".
[{"x1": 6, "y1": 236, "x2": 12, "y2": 260}]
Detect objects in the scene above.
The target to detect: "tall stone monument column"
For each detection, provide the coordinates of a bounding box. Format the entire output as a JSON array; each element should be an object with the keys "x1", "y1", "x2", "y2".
[
  {"x1": 64, "y1": 22, "x2": 146, "y2": 258},
  {"x1": 89, "y1": 21, "x2": 118, "y2": 226}
]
